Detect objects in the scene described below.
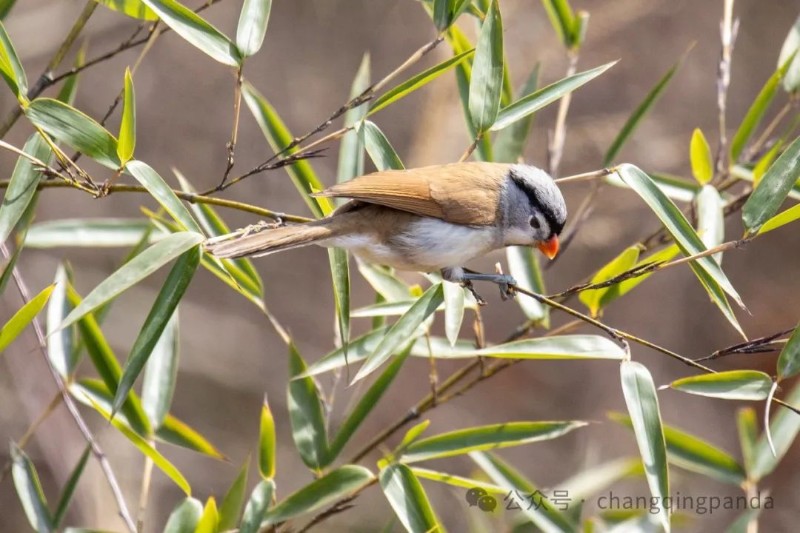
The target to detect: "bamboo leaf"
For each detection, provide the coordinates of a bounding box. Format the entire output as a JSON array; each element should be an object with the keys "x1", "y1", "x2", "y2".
[
  {"x1": 287, "y1": 342, "x2": 329, "y2": 470},
  {"x1": 777, "y1": 324, "x2": 800, "y2": 381},
  {"x1": 0, "y1": 21, "x2": 27, "y2": 100},
  {"x1": 10, "y1": 442, "x2": 52, "y2": 533},
  {"x1": 46, "y1": 265, "x2": 76, "y2": 378},
  {"x1": 0, "y1": 0, "x2": 17, "y2": 20},
  {"x1": 236, "y1": 0, "x2": 271, "y2": 57},
  {"x1": 52, "y1": 446, "x2": 91, "y2": 528},
  {"x1": 442, "y1": 281, "x2": 465, "y2": 346},
  {"x1": 696, "y1": 185, "x2": 724, "y2": 264},
  {"x1": 379, "y1": 463, "x2": 444, "y2": 533},
  {"x1": 239, "y1": 479, "x2": 274, "y2": 533},
  {"x1": 328, "y1": 247, "x2": 350, "y2": 366},
  {"x1": 743, "y1": 136, "x2": 800, "y2": 232},
  {"x1": 462, "y1": 335, "x2": 627, "y2": 360},
  {"x1": 164, "y1": 497, "x2": 203, "y2": 533},
  {"x1": 619, "y1": 361, "x2": 670, "y2": 532},
  {"x1": 606, "y1": 171, "x2": 701, "y2": 203},
  {"x1": 758, "y1": 203, "x2": 800, "y2": 235},
  {"x1": 690, "y1": 129, "x2": 713, "y2": 184},
  {"x1": 751, "y1": 381, "x2": 800, "y2": 481},
  {"x1": 0, "y1": 134, "x2": 51, "y2": 245},
  {"x1": 778, "y1": 15, "x2": 800, "y2": 92},
  {"x1": 195, "y1": 497, "x2": 219, "y2": 533},
  {"x1": 468, "y1": 0, "x2": 503, "y2": 133},
  {"x1": 126, "y1": 160, "x2": 202, "y2": 233},
  {"x1": 0, "y1": 284, "x2": 54, "y2": 353},
  {"x1": 218, "y1": 459, "x2": 249, "y2": 531},
  {"x1": 338, "y1": 53, "x2": 370, "y2": 184},
  {"x1": 117, "y1": 68, "x2": 136, "y2": 164},
  {"x1": 668, "y1": 370, "x2": 773, "y2": 401},
  {"x1": 259, "y1": 396, "x2": 277, "y2": 479},
  {"x1": 401, "y1": 421, "x2": 587, "y2": 463},
  {"x1": 360, "y1": 120, "x2": 405, "y2": 171},
  {"x1": 492, "y1": 61, "x2": 616, "y2": 132},
  {"x1": 433, "y1": 0, "x2": 472, "y2": 30},
  {"x1": 56, "y1": 44, "x2": 85, "y2": 105},
  {"x1": 141, "y1": 0, "x2": 241, "y2": 66},
  {"x1": 494, "y1": 64, "x2": 540, "y2": 163},
  {"x1": 579, "y1": 246, "x2": 640, "y2": 317},
  {"x1": 141, "y1": 309, "x2": 180, "y2": 429},
  {"x1": 541, "y1": 0, "x2": 576, "y2": 48},
  {"x1": 94, "y1": 0, "x2": 157, "y2": 21},
  {"x1": 156, "y1": 414, "x2": 224, "y2": 459},
  {"x1": 354, "y1": 283, "x2": 443, "y2": 382},
  {"x1": 506, "y1": 245, "x2": 549, "y2": 325},
  {"x1": 736, "y1": 407, "x2": 757, "y2": 477},
  {"x1": 25, "y1": 218, "x2": 152, "y2": 249}
]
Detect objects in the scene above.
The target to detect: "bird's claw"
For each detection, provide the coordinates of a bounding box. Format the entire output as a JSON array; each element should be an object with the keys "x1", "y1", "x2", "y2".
[
  {"x1": 462, "y1": 280, "x2": 487, "y2": 306},
  {"x1": 497, "y1": 275, "x2": 517, "y2": 301}
]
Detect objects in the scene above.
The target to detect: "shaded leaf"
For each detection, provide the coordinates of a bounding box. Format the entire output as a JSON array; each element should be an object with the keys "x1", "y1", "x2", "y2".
[
  {"x1": 0, "y1": 0, "x2": 17, "y2": 20},
  {"x1": 218, "y1": 459, "x2": 249, "y2": 531},
  {"x1": 743, "y1": 136, "x2": 800, "y2": 232},
  {"x1": 25, "y1": 218, "x2": 152, "y2": 249},
  {"x1": 777, "y1": 324, "x2": 800, "y2": 381},
  {"x1": 690, "y1": 129, "x2": 713, "y2": 184},
  {"x1": 442, "y1": 281, "x2": 465, "y2": 346},
  {"x1": 259, "y1": 396, "x2": 276, "y2": 479},
  {"x1": 0, "y1": 134, "x2": 51, "y2": 245},
  {"x1": 552, "y1": 457, "x2": 643, "y2": 501},
  {"x1": 141, "y1": 309, "x2": 180, "y2": 429},
  {"x1": 494, "y1": 64, "x2": 540, "y2": 163},
  {"x1": 379, "y1": 463, "x2": 443, "y2": 533},
  {"x1": 164, "y1": 497, "x2": 203, "y2": 533},
  {"x1": 0, "y1": 284, "x2": 54, "y2": 353},
  {"x1": 52, "y1": 445, "x2": 91, "y2": 528},
  {"x1": 541, "y1": 0, "x2": 576, "y2": 48},
  {"x1": 338, "y1": 53, "x2": 370, "y2": 184},
  {"x1": 239, "y1": 479, "x2": 274, "y2": 533},
  {"x1": 736, "y1": 407, "x2": 758, "y2": 476},
  {"x1": 236, "y1": 0, "x2": 271, "y2": 57},
  {"x1": 328, "y1": 247, "x2": 350, "y2": 366},
  {"x1": 468, "y1": 0, "x2": 503, "y2": 133},
  {"x1": 287, "y1": 343, "x2": 329, "y2": 470},
  {"x1": 10, "y1": 442, "x2": 52, "y2": 533},
  {"x1": 668, "y1": 370, "x2": 773, "y2": 401},
  {"x1": 360, "y1": 120, "x2": 405, "y2": 171},
  {"x1": 748, "y1": 378, "x2": 800, "y2": 480},
  {"x1": 56, "y1": 43, "x2": 85, "y2": 105}
]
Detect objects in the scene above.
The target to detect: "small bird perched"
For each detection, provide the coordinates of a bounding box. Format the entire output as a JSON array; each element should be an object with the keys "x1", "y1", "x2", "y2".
[{"x1": 206, "y1": 162, "x2": 567, "y2": 302}]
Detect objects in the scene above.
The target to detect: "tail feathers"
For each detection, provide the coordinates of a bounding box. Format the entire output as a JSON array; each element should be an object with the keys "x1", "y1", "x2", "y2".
[{"x1": 206, "y1": 223, "x2": 335, "y2": 259}]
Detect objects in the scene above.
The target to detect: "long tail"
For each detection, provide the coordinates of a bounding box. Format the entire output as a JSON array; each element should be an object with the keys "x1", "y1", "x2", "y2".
[{"x1": 205, "y1": 220, "x2": 339, "y2": 259}]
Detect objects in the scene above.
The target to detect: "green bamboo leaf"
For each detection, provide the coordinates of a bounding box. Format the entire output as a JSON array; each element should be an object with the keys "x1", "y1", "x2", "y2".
[
  {"x1": 328, "y1": 247, "x2": 350, "y2": 365},
  {"x1": 579, "y1": 246, "x2": 640, "y2": 317},
  {"x1": 262, "y1": 466, "x2": 374, "y2": 526},
  {"x1": 10, "y1": 442, "x2": 52, "y2": 533},
  {"x1": 56, "y1": 44, "x2": 85, "y2": 105},
  {"x1": 732, "y1": 162, "x2": 800, "y2": 200},
  {"x1": 164, "y1": 497, "x2": 203, "y2": 533},
  {"x1": 94, "y1": 0, "x2": 157, "y2": 20},
  {"x1": 758, "y1": 202, "x2": 800, "y2": 235},
  {"x1": 0, "y1": 284, "x2": 54, "y2": 353},
  {"x1": 126, "y1": 160, "x2": 202, "y2": 232},
  {"x1": 0, "y1": 21, "x2": 27, "y2": 100},
  {"x1": 619, "y1": 361, "x2": 670, "y2": 532},
  {"x1": 433, "y1": 0, "x2": 472, "y2": 30},
  {"x1": 52, "y1": 445, "x2": 91, "y2": 528},
  {"x1": 68, "y1": 378, "x2": 146, "y2": 439},
  {"x1": 357, "y1": 261, "x2": 410, "y2": 301},
  {"x1": 751, "y1": 381, "x2": 800, "y2": 481},
  {"x1": 359, "y1": 120, "x2": 405, "y2": 171},
  {"x1": 338, "y1": 53, "x2": 370, "y2": 184},
  {"x1": 299, "y1": 326, "x2": 391, "y2": 377},
  {"x1": 604, "y1": 58, "x2": 682, "y2": 166},
  {"x1": 46, "y1": 265, "x2": 76, "y2": 378},
  {"x1": 442, "y1": 281, "x2": 465, "y2": 346},
  {"x1": 505, "y1": 245, "x2": 548, "y2": 325},
  {"x1": 669, "y1": 370, "x2": 773, "y2": 401},
  {"x1": 141, "y1": 0, "x2": 240, "y2": 66},
  {"x1": 141, "y1": 309, "x2": 179, "y2": 429},
  {"x1": 25, "y1": 98, "x2": 120, "y2": 168},
  {"x1": 218, "y1": 458, "x2": 249, "y2": 531},
  {"x1": 690, "y1": 129, "x2": 713, "y2": 184},
  {"x1": 88, "y1": 397, "x2": 191, "y2": 494},
  {"x1": 552, "y1": 457, "x2": 643, "y2": 501},
  {"x1": 241, "y1": 83, "x2": 332, "y2": 217},
  {"x1": 259, "y1": 395, "x2": 277, "y2": 479},
  {"x1": 236, "y1": 0, "x2": 271, "y2": 57},
  {"x1": 606, "y1": 171, "x2": 700, "y2": 203},
  {"x1": 778, "y1": 15, "x2": 800, "y2": 92},
  {"x1": 494, "y1": 64, "x2": 540, "y2": 163},
  {"x1": 195, "y1": 497, "x2": 219, "y2": 533},
  {"x1": 353, "y1": 283, "x2": 444, "y2": 382},
  {"x1": 113, "y1": 246, "x2": 199, "y2": 415},
  {"x1": 155, "y1": 414, "x2": 224, "y2": 459},
  {"x1": 0, "y1": 0, "x2": 17, "y2": 20},
  {"x1": 25, "y1": 218, "x2": 152, "y2": 249},
  {"x1": 737, "y1": 407, "x2": 758, "y2": 477},
  {"x1": 610, "y1": 412, "x2": 745, "y2": 485},
  {"x1": 239, "y1": 479, "x2": 274, "y2": 533},
  {"x1": 541, "y1": 0, "x2": 576, "y2": 48},
  {"x1": 730, "y1": 60, "x2": 792, "y2": 161},
  {"x1": 117, "y1": 68, "x2": 136, "y2": 164},
  {"x1": 411, "y1": 466, "x2": 506, "y2": 495},
  {"x1": 777, "y1": 324, "x2": 800, "y2": 381},
  {"x1": 470, "y1": 450, "x2": 576, "y2": 532},
  {"x1": 327, "y1": 345, "x2": 412, "y2": 463},
  {"x1": 379, "y1": 463, "x2": 444, "y2": 533},
  {"x1": 0, "y1": 134, "x2": 51, "y2": 245},
  {"x1": 396, "y1": 420, "x2": 431, "y2": 456},
  {"x1": 287, "y1": 342, "x2": 329, "y2": 470},
  {"x1": 696, "y1": 185, "x2": 724, "y2": 264},
  {"x1": 468, "y1": 0, "x2": 503, "y2": 133},
  {"x1": 370, "y1": 49, "x2": 474, "y2": 115},
  {"x1": 462, "y1": 335, "x2": 627, "y2": 360},
  {"x1": 616, "y1": 164, "x2": 744, "y2": 313},
  {"x1": 492, "y1": 61, "x2": 616, "y2": 132},
  {"x1": 59, "y1": 232, "x2": 203, "y2": 330},
  {"x1": 401, "y1": 421, "x2": 587, "y2": 463},
  {"x1": 743, "y1": 136, "x2": 800, "y2": 232},
  {"x1": 0, "y1": 195, "x2": 35, "y2": 294}
]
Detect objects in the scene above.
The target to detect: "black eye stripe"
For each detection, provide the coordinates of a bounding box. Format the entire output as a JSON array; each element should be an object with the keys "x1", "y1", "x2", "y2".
[{"x1": 510, "y1": 173, "x2": 563, "y2": 236}]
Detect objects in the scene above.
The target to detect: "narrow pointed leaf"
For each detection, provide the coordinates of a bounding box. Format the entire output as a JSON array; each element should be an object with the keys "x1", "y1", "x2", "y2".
[
  {"x1": 0, "y1": 134, "x2": 51, "y2": 245},
  {"x1": 758, "y1": 203, "x2": 800, "y2": 234},
  {"x1": 0, "y1": 284, "x2": 54, "y2": 352},
  {"x1": 46, "y1": 265, "x2": 76, "y2": 378},
  {"x1": 690, "y1": 129, "x2": 713, "y2": 184},
  {"x1": 552, "y1": 457, "x2": 643, "y2": 501},
  {"x1": 541, "y1": 0, "x2": 576, "y2": 48},
  {"x1": 53, "y1": 446, "x2": 91, "y2": 528},
  {"x1": 25, "y1": 218, "x2": 152, "y2": 249},
  {"x1": 411, "y1": 466, "x2": 505, "y2": 494},
  {"x1": 354, "y1": 283, "x2": 443, "y2": 382},
  {"x1": 396, "y1": 420, "x2": 431, "y2": 455},
  {"x1": 442, "y1": 281, "x2": 465, "y2": 346},
  {"x1": 579, "y1": 246, "x2": 640, "y2": 317},
  {"x1": 468, "y1": 0, "x2": 503, "y2": 132},
  {"x1": 604, "y1": 58, "x2": 682, "y2": 166},
  {"x1": 463, "y1": 335, "x2": 627, "y2": 360},
  {"x1": 141, "y1": 310, "x2": 180, "y2": 429},
  {"x1": 218, "y1": 459, "x2": 249, "y2": 531},
  {"x1": 606, "y1": 171, "x2": 700, "y2": 203},
  {"x1": 236, "y1": 0, "x2": 271, "y2": 57},
  {"x1": 370, "y1": 49, "x2": 474, "y2": 115},
  {"x1": 751, "y1": 381, "x2": 800, "y2": 481},
  {"x1": 155, "y1": 414, "x2": 224, "y2": 459},
  {"x1": 239, "y1": 479, "x2": 274, "y2": 533},
  {"x1": 743, "y1": 136, "x2": 800, "y2": 232},
  {"x1": 25, "y1": 98, "x2": 120, "y2": 168},
  {"x1": 259, "y1": 396, "x2": 277, "y2": 479},
  {"x1": 0, "y1": 0, "x2": 17, "y2": 20},
  {"x1": 736, "y1": 407, "x2": 758, "y2": 477},
  {"x1": 94, "y1": 0, "x2": 157, "y2": 20},
  {"x1": 328, "y1": 247, "x2": 350, "y2": 363},
  {"x1": 494, "y1": 64, "x2": 540, "y2": 163},
  {"x1": 777, "y1": 324, "x2": 800, "y2": 381},
  {"x1": 401, "y1": 421, "x2": 587, "y2": 463},
  {"x1": 56, "y1": 44, "x2": 85, "y2": 105},
  {"x1": 60, "y1": 232, "x2": 203, "y2": 330},
  {"x1": 126, "y1": 160, "x2": 202, "y2": 233},
  {"x1": 360, "y1": 120, "x2": 405, "y2": 171},
  {"x1": 141, "y1": 0, "x2": 240, "y2": 66},
  {"x1": 506, "y1": 245, "x2": 549, "y2": 325},
  {"x1": 195, "y1": 497, "x2": 219, "y2": 533},
  {"x1": 287, "y1": 342, "x2": 329, "y2": 470},
  {"x1": 262, "y1": 466, "x2": 374, "y2": 526},
  {"x1": 696, "y1": 185, "x2": 724, "y2": 263},
  {"x1": 379, "y1": 463, "x2": 443, "y2": 533},
  {"x1": 357, "y1": 261, "x2": 410, "y2": 301},
  {"x1": 10, "y1": 442, "x2": 52, "y2": 533},
  {"x1": 778, "y1": 15, "x2": 800, "y2": 92},
  {"x1": 619, "y1": 361, "x2": 670, "y2": 532},
  {"x1": 338, "y1": 53, "x2": 370, "y2": 184},
  {"x1": 0, "y1": 20, "x2": 27, "y2": 99},
  {"x1": 669, "y1": 370, "x2": 773, "y2": 401},
  {"x1": 164, "y1": 497, "x2": 203, "y2": 533},
  {"x1": 492, "y1": 61, "x2": 616, "y2": 132},
  {"x1": 117, "y1": 68, "x2": 136, "y2": 163}
]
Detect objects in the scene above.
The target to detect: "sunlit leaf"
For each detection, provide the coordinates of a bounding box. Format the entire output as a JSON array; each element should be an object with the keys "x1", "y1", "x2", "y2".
[
  {"x1": 777, "y1": 324, "x2": 800, "y2": 381},
  {"x1": 0, "y1": 20, "x2": 27, "y2": 100},
  {"x1": 551, "y1": 457, "x2": 643, "y2": 501},
  {"x1": 442, "y1": 281, "x2": 465, "y2": 346},
  {"x1": 156, "y1": 414, "x2": 224, "y2": 459},
  {"x1": 360, "y1": 120, "x2": 405, "y2": 171},
  {"x1": 163, "y1": 497, "x2": 203, "y2": 533},
  {"x1": 743, "y1": 136, "x2": 800, "y2": 233},
  {"x1": 777, "y1": 15, "x2": 800, "y2": 92},
  {"x1": 758, "y1": 202, "x2": 800, "y2": 235},
  {"x1": 10, "y1": 442, "x2": 52, "y2": 533},
  {"x1": 579, "y1": 246, "x2": 640, "y2": 317},
  {"x1": 117, "y1": 68, "x2": 136, "y2": 164},
  {"x1": 690, "y1": 129, "x2": 713, "y2": 184},
  {"x1": 669, "y1": 370, "x2": 773, "y2": 401},
  {"x1": 195, "y1": 497, "x2": 219, "y2": 533},
  {"x1": 379, "y1": 463, "x2": 443, "y2": 533},
  {"x1": 506, "y1": 245, "x2": 549, "y2": 325},
  {"x1": 338, "y1": 53, "x2": 370, "y2": 185},
  {"x1": 0, "y1": 284, "x2": 54, "y2": 353},
  {"x1": 0, "y1": 134, "x2": 51, "y2": 245},
  {"x1": 748, "y1": 381, "x2": 800, "y2": 481},
  {"x1": 696, "y1": 185, "x2": 724, "y2": 264},
  {"x1": 25, "y1": 218, "x2": 152, "y2": 249},
  {"x1": 93, "y1": 0, "x2": 157, "y2": 20},
  {"x1": 468, "y1": 0, "x2": 503, "y2": 133},
  {"x1": 606, "y1": 171, "x2": 700, "y2": 203},
  {"x1": 236, "y1": 0, "x2": 271, "y2": 57},
  {"x1": 141, "y1": 310, "x2": 179, "y2": 429},
  {"x1": 541, "y1": 0, "x2": 576, "y2": 48},
  {"x1": 461, "y1": 335, "x2": 627, "y2": 360},
  {"x1": 126, "y1": 160, "x2": 203, "y2": 233},
  {"x1": 46, "y1": 265, "x2": 76, "y2": 378},
  {"x1": 259, "y1": 396, "x2": 277, "y2": 479}
]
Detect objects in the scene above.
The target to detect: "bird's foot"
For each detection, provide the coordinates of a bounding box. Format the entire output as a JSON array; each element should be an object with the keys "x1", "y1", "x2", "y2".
[{"x1": 461, "y1": 280, "x2": 487, "y2": 306}]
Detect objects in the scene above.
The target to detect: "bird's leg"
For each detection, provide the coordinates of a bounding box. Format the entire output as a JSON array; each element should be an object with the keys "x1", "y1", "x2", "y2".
[
  {"x1": 441, "y1": 267, "x2": 486, "y2": 306},
  {"x1": 462, "y1": 268, "x2": 517, "y2": 301}
]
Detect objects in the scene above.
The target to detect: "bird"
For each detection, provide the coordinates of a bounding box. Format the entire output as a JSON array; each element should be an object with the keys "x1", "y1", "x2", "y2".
[{"x1": 205, "y1": 162, "x2": 567, "y2": 302}]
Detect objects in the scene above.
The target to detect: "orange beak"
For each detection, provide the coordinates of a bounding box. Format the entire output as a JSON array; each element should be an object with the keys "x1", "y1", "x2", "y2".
[{"x1": 536, "y1": 236, "x2": 560, "y2": 260}]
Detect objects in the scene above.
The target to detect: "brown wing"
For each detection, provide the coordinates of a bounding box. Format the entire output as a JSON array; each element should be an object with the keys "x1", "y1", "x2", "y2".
[{"x1": 315, "y1": 162, "x2": 511, "y2": 225}]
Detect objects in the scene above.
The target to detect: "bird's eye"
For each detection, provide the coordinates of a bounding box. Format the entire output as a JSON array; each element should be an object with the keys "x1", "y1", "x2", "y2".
[{"x1": 529, "y1": 216, "x2": 541, "y2": 229}]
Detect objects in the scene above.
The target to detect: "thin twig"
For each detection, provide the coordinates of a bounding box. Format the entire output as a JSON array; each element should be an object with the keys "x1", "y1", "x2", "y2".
[
  {"x1": 0, "y1": 243, "x2": 137, "y2": 533},
  {"x1": 220, "y1": 66, "x2": 245, "y2": 188},
  {"x1": 714, "y1": 0, "x2": 738, "y2": 178},
  {"x1": 0, "y1": 391, "x2": 62, "y2": 484},
  {"x1": 136, "y1": 448, "x2": 155, "y2": 532},
  {"x1": 548, "y1": 52, "x2": 579, "y2": 177}
]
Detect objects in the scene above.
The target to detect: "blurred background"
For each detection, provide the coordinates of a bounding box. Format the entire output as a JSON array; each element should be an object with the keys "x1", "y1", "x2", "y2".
[{"x1": 1, "y1": 0, "x2": 799, "y2": 531}]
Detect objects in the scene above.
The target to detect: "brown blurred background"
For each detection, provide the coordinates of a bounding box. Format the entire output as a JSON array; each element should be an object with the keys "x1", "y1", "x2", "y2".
[{"x1": 1, "y1": 0, "x2": 799, "y2": 531}]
